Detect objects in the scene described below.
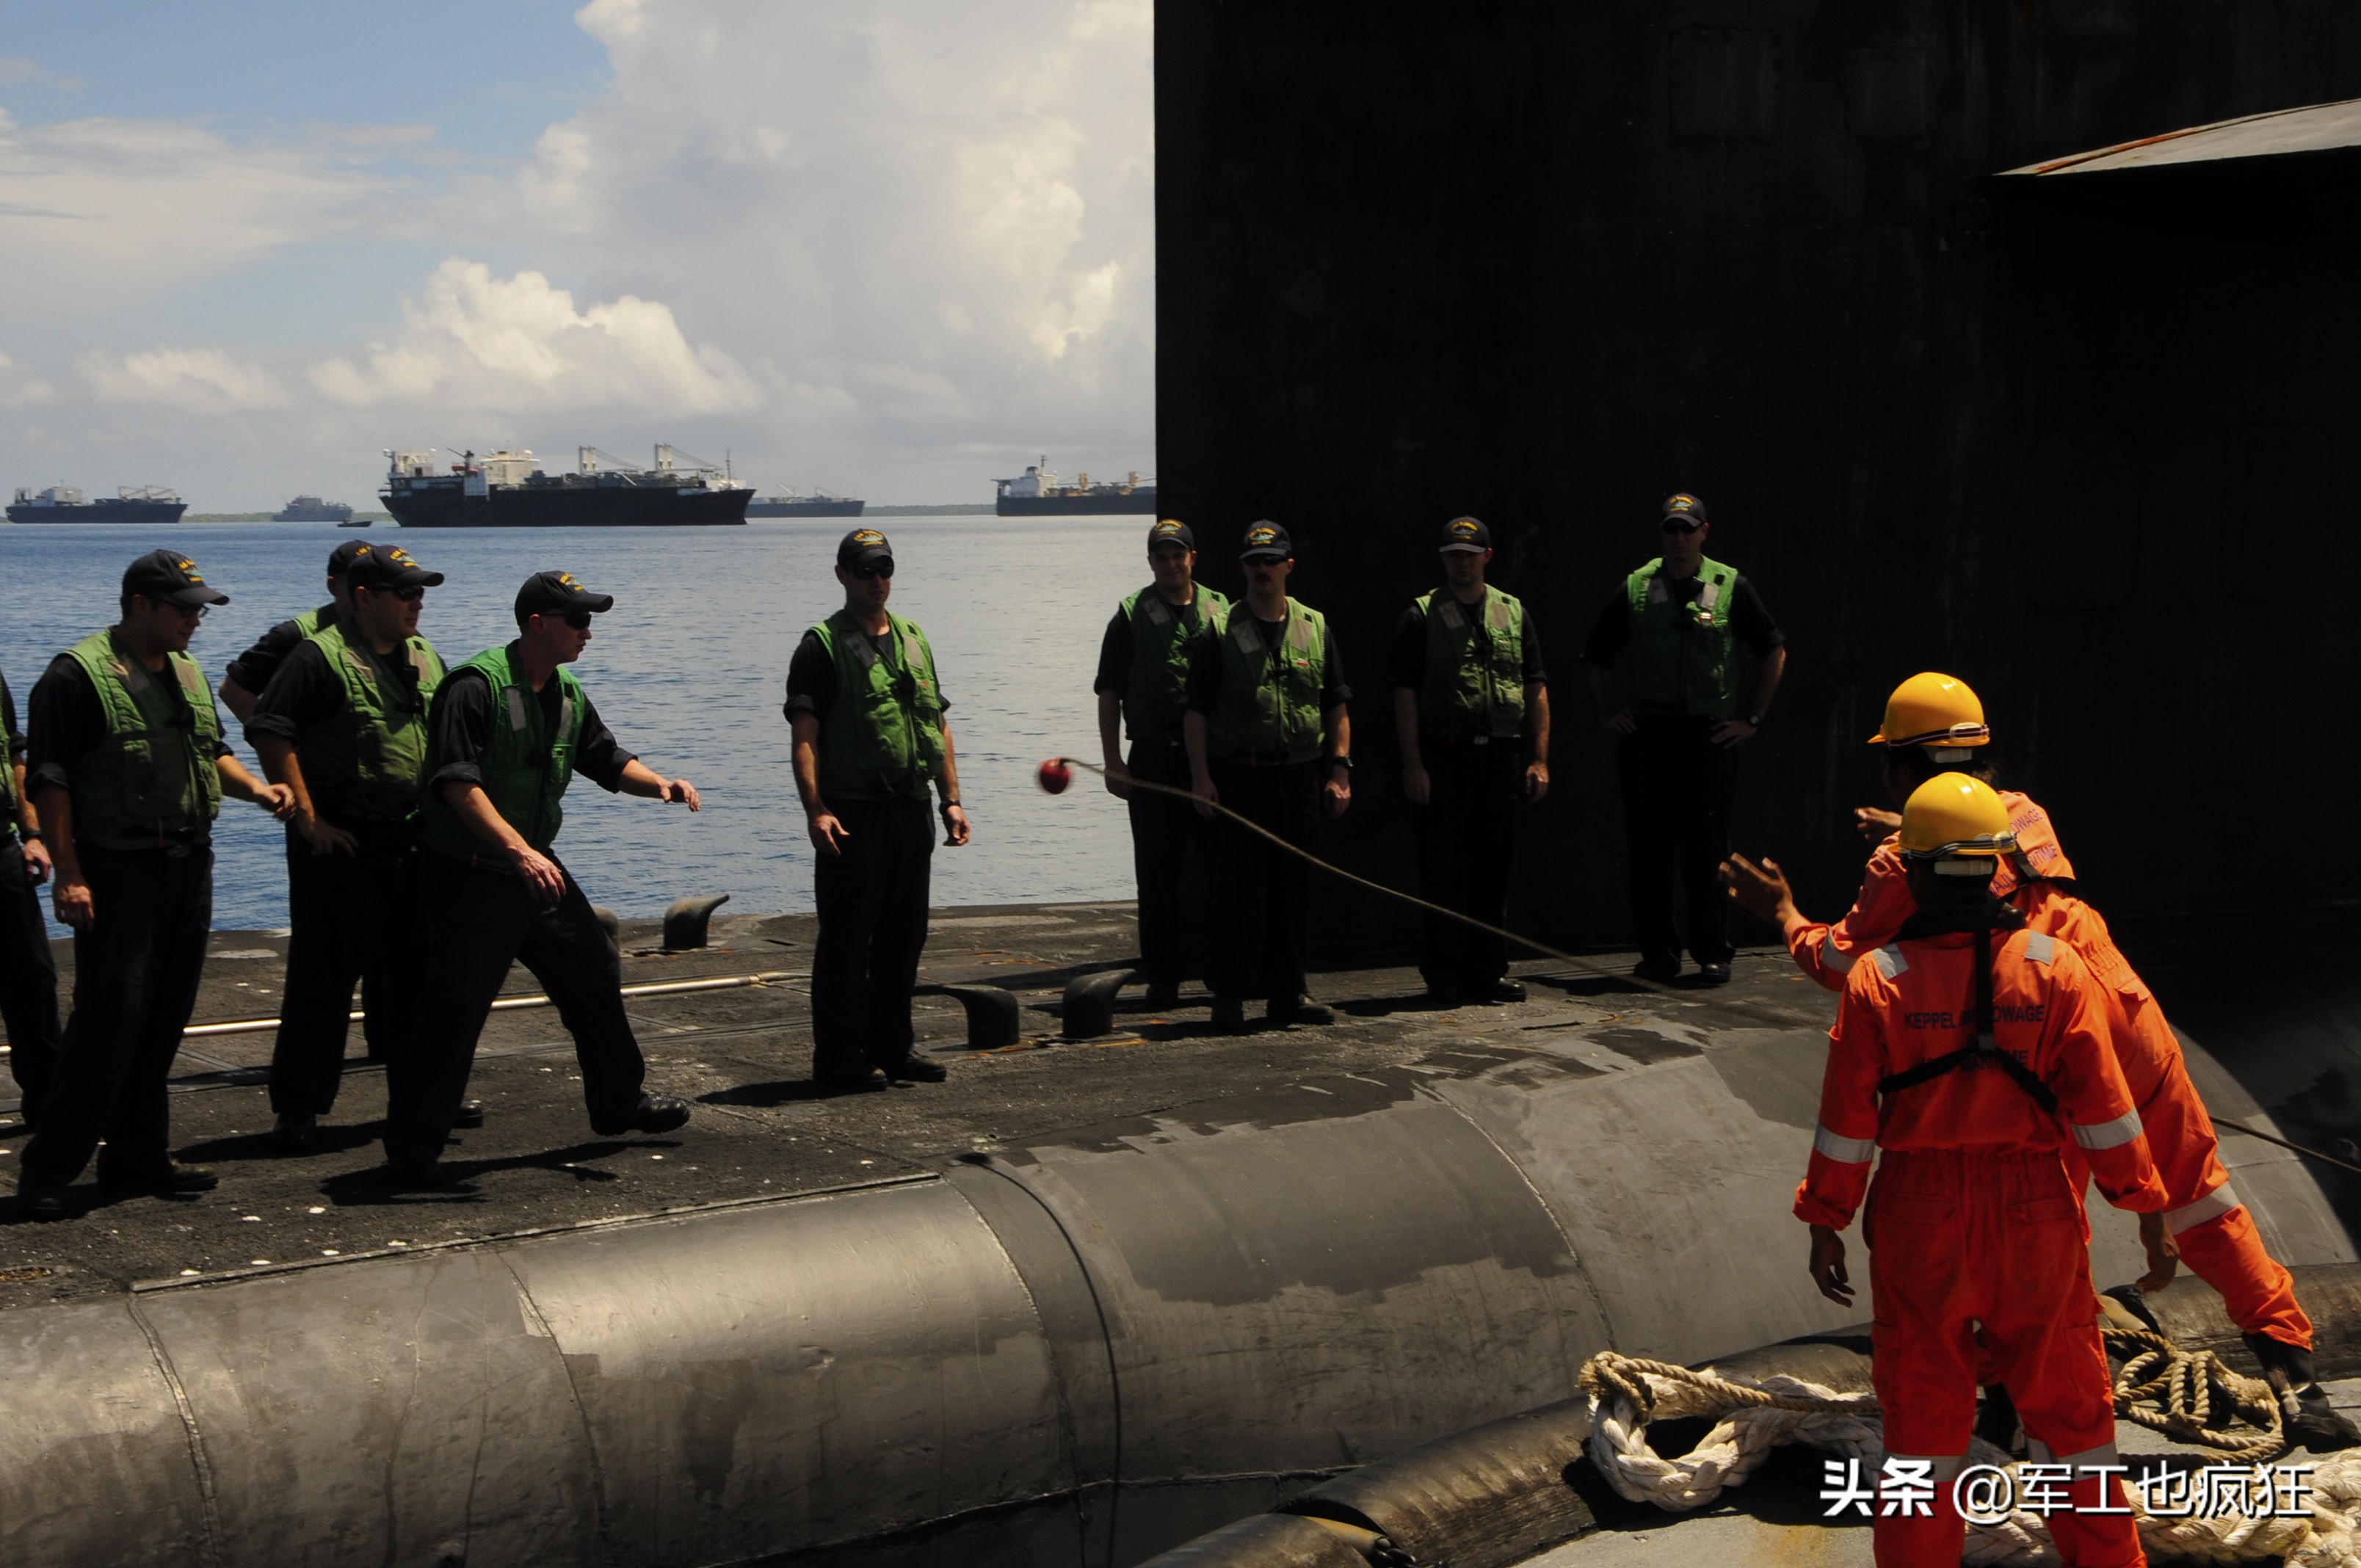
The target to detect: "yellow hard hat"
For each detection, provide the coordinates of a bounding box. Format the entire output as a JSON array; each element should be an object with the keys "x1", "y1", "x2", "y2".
[
  {"x1": 1869, "y1": 672, "x2": 1991, "y2": 750},
  {"x1": 1899, "y1": 773, "x2": 2017, "y2": 868}
]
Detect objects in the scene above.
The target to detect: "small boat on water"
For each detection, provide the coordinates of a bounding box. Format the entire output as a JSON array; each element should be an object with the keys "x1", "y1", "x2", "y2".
[{"x1": 273, "y1": 494, "x2": 355, "y2": 523}]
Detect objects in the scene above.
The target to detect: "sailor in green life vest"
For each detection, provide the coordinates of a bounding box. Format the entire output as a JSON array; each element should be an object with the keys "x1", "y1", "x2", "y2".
[
  {"x1": 1390, "y1": 515, "x2": 1551, "y2": 1007},
  {"x1": 1093, "y1": 518, "x2": 1232, "y2": 1007},
  {"x1": 1183, "y1": 520, "x2": 1353, "y2": 1036},
  {"x1": 1579, "y1": 493, "x2": 1787, "y2": 986},
  {"x1": 218, "y1": 537, "x2": 372, "y2": 724},
  {"x1": 15, "y1": 551, "x2": 296, "y2": 1222},
  {"x1": 383, "y1": 570, "x2": 701, "y2": 1186},
  {"x1": 786, "y1": 528, "x2": 973, "y2": 1090},
  {"x1": 246, "y1": 544, "x2": 452, "y2": 1155},
  {"x1": 0, "y1": 667, "x2": 62, "y2": 1135}
]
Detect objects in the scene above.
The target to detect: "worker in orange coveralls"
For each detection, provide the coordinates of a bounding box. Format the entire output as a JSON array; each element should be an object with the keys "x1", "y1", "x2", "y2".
[
  {"x1": 1797, "y1": 773, "x2": 2168, "y2": 1568},
  {"x1": 1730, "y1": 672, "x2": 2354, "y2": 1451}
]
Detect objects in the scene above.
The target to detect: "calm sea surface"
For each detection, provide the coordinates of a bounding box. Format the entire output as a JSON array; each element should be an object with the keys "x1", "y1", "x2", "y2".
[{"x1": 0, "y1": 515, "x2": 1148, "y2": 934}]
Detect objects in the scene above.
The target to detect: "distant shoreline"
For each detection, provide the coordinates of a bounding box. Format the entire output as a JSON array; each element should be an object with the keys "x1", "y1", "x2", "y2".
[{"x1": 177, "y1": 506, "x2": 990, "y2": 522}]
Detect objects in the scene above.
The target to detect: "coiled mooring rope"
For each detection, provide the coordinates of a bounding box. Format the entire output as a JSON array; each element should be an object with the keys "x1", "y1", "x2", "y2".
[{"x1": 1578, "y1": 1332, "x2": 2360, "y2": 1566}]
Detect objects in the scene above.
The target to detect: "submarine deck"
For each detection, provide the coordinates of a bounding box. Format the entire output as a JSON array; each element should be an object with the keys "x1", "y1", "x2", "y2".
[{"x1": 0, "y1": 901, "x2": 1836, "y2": 1308}]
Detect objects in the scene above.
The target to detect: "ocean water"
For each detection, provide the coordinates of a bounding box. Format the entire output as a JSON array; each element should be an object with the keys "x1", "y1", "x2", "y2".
[{"x1": 0, "y1": 515, "x2": 1150, "y2": 934}]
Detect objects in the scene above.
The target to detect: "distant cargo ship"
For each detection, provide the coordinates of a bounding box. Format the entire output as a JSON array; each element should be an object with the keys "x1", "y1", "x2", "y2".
[
  {"x1": 382, "y1": 446, "x2": 752, "y2": 528},
  {"x1": 272, "y1": 494, "x2": 355, "y2": 523},
  {"x1": 994, "y1": 457, "x2": 1156, "y2": 515},
  {"x1": 7, "y1": 484, "x2": 187, "y2": 524},
  {"x1": 745, "y1": 490, "x2": 866, "y2": 518}
]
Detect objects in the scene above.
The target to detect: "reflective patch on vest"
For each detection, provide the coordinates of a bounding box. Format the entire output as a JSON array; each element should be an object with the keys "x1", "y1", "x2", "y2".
[
  {"x1": 1233, "y1": 615, "x2": 1261, "y2": 655},
  {"x1": 2165, "y1": 1183, "x2": 2242, "y2": 1235},
  {"x1": 410, "y1": 645, "x2": 435, "y2": 683},
  {"x1": 2026, "y1": 1437, "x2": 2121, "y2": 1472},
  {"x1": 1823, "y1": 939, "x2": 1858, "y2": 975},
  {"x1": 559, "y1": 697, "x2": 576, "y2": 740},
  {"x1": 1287, "y1": 614, "x2": 1314, "y2": 653},
  {"x1": 847, "y1": 634, "x2": 880, "y2": 671},
  {"x1": 112, "y1": 655, "x2": 149, "y2": 695},
  {"x1": 1142, "y1": 597, "x2": 1170, "y2": 626},
  {"x1": 343, "y1": 647, "x2": 377, "y2": 686},
  {"x1": 1698, "y1": 579, "x2": 1723, "y2": 610},
  {"x1": 1487, "y1": 595, "x2": 1512, "y2": 634},
  {"x1": 1813, "y1": 1125, "x2": 1876, "y2": 1164},
  {"x1": 1871, "y1": 947, "x2": 1907, "y2": 980},
  {"x1": 175, "y1": 660, "x2": 208, "y2": 703},
  {"x1": 2024, "y1": 932, "x2": 2056, "y2": 965},
  {"x1": 504, "y1": 688, "x2": 529, "y2": 732},
  {"x1": 901, "y1": 630, "x2": 927, "y2": 677},
  {"x1": 1645, "y1": 578, "x2": 1669, "y2": 606},
  {"x1": 2073, "y1": 1108, "x2": 2144, "y2": 1150},
  {"x1": 1437, "y1": 598, "x2": 1467, "y2": 631}
]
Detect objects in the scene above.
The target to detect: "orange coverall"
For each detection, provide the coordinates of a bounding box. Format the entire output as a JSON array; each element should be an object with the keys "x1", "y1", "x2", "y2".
[
  {"x1": 1788, "y1": 791, "x2": 2311, "y2": 1350},
  {"x1": 1798, "y1": 926, "x2": 2168, "y2": 1568}
]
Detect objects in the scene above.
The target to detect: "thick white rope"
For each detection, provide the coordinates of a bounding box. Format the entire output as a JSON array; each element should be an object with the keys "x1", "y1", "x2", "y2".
[{"x1": 1581, "y1": 1349, "x2": 2358, "y2": 1565}]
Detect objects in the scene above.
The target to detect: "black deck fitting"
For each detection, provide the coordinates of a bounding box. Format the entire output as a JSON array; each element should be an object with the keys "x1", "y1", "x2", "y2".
[
  {"x1": 915, "y1": 984, "x2": 1023, "y2": 1049},
  {"x1": 663, "y1": 893, "x2": 733, "y2": 951},
  {"x1": 1061, "y1": 968, "x2": 1140, "y2": 1040}
]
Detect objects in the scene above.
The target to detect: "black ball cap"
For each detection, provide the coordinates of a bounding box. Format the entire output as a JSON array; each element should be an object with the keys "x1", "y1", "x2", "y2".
[
  {"x1": 836, "y1": 527, "x2": 893, "y2": 568},
  {"x1": 1439, "y1": 515, "x2": 1490, "y2": 553},
  {"x1": 1239, "y1": 520, "x2": 1292, "y2": 561},
  {"x1": 1661, "y1": 492, "x2": 1710, "y2": 527},
  {"x1": 327, "y1": 539, "x2": 373, "y2": 578},
  {"x1": 345, "y1": 543, "x2": 445, "y2": 592},
  {"x1": 123, "y1": 548, "x2": 228, "y2": 608},
  {"x1": 515, "y1": 569, "x2": 613, "y2": 622},
  {"x1": 1149, "y1": 518, "x2": 1194, "y2": 551}
]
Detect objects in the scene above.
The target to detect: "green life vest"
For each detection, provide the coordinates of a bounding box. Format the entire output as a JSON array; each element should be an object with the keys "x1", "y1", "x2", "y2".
[
  {"x1": 419, "y1": 643, "x2": 585, "y2": 868},
  {"x1": 60, "y1": 628, "x2": 225, "y2": 851},
  {"x1": 299, "y1": 620, "x2": 446, "y2": 824},
  {"x1": 1120, "y1": 582, "x2": 1230, "y2": 744},
  {"x1": 1625, "y1": 556, "x2": 1741, "y2": 718},
  {"x1": 292, "y1": 603, "x2": 332, "y2": 640},
  {"x1": 1208, "y1": 600, "x2": 1330, "y2": 765},
  {"x1": 1416, "y1": 585, "x2": 1527, "y2": 738},
  {"x1": 810, "y1": 609, "x2": 947, "y2": 801}
]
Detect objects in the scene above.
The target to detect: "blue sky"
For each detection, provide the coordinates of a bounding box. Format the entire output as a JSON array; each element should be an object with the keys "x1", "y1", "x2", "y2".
[{"x1": 0, "y1": 1, "x2": 1155, "y2": 506}]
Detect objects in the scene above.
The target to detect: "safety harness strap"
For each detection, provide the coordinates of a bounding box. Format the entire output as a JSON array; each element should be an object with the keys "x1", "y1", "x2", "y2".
[{"x1": 1876, "y1": 904, "x2": 2059, "y2": 1116}]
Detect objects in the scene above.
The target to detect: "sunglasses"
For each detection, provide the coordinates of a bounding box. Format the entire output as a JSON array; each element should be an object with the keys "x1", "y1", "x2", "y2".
[
  {"x1": 146, "y1": 597, "x2": 206, "y2": 620},
  {"x1": 848, "y1": 561, "x2": 896, "y2": 580},
  {"x1": 363, "y1": 586, "x2": 427, "y2": 603},
  {"x1": 1661, "y1": 520, "x2": 1702, "y2": 535},
  {"x1": 562, "y1": 611, "x2": 594, "y2": 630}
]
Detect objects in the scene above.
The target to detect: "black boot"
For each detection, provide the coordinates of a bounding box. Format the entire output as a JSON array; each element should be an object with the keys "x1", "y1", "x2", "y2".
[{"x1": 2245, "y1": 1332, "x2": 2361, "y2": 1451}]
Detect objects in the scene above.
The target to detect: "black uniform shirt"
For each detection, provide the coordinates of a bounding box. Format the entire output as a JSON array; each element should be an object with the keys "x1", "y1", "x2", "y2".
[
  {"x1": 1579, "y1": 572, "x2": 1784, "y2": 669},
  {"x1": 1183, "y1": 607, "x2": 1351, "y2": 715},
  {"x1": 1388, "y1": 595, "x2": 1550, "y2": 702},
  {"x1": 1092, "y1": 589, "x2": 1222, "y2": 697},
  {"x1": 244, "y1": 638, "x2": 423, "y2": 744},
  {"x1": 225, "y1": 602, "x2": 339, "y2": 695},
  {"x1": 425, "y1": 668, "x2": 634, "y2": 798},
  {"x1": 3, "y1": 672, "x2": 22, "y2": 769},
  {"x1": 26, "y1": 648, "x2": 233, "y2": 801},
  {"x1": 781, "y1": 625, "x2": 954, "y2": 723}
]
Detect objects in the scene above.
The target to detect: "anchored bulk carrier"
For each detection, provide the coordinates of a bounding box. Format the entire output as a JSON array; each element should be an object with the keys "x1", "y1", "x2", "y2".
[
  {"x1": 7, "y1": 484, "x2": 187, "y2": 524},
  {"x1": 993, "y1": 456, "x2": 1157, "y2": 515},
  {"x1": 272, "y1": 494, "x2": 355, "y2": 523},
  {"x1": 745, "y1": 489, "x2": 865, "y2": 518},
  {"x1": 381, "y1": 446, "x2": 752, "y2": 528}
]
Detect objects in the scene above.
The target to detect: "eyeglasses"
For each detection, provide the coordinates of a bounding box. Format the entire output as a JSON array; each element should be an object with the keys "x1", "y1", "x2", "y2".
[
  {"x1": 849, "y1": 561, "x2": 896, "y2": 580},
  {"x1": 363, "y1": 586, "x2": 427, "y2": 603},
  {"x1": 563, "y1": 612, "x2": 594, "y2": 631},
  {"x1": 1661, "y1": 520, "x2": 1702, "y2": 535},
  {"x1": 146, "y1": 597, "x2": 206, "y2": 620}
]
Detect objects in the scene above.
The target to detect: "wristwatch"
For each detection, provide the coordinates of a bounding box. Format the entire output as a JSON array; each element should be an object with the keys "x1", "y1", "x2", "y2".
[
  {"x1": 1327, "y1": 755, "x2": 1354, "y2": 772},
  {"x1": 1746, "y1": 714, "x2": 1763, "y2": 728}
]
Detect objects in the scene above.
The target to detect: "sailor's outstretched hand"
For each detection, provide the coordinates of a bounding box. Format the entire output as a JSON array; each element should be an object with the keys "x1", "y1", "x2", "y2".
[
  {"x1": 1854, "y1": 806, "x2": 1901, "y2": 842},
  {"x1": 1722, "y1": 852, "x2": 1796, "y2": 925}
]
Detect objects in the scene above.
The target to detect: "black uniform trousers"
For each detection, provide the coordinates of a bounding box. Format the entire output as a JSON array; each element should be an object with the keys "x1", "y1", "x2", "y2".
[
  {"x1": 384, "y1": 852, "x2": 647, "y2": 1164},
  {"x1": 20, "y1": 843, "x2": 211, "y2": 1186},
  {"x1": 810, "y1": 796, "x2": 935, "y2": 1075},
  {"x1": 1413, "y1": 737, "x2": 1524, "y2": 991},
  {"x1": 1205, "y1": 758, "x2": 1319, "y2": 1004},
  {"x1": 269, "y1": 820, "x2": 421, "y2": 1119},
  {"x1": 1125, "y1": 738, "x2": 1208, "y2": 989},
  {"x1": 1617, "y1": 714, "x2": 1740, "y2": 968},
  {"x1": 0, "y1": 838, "x2": 61, "y2": 1125}
]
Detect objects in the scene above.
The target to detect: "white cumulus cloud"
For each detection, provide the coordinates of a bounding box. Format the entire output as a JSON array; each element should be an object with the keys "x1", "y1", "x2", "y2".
[
  {"x1": 0, "y1": 349, "x2": 54, "y2": 408},
  {"x1": 79, "y1": 346, "x2": 289, "y2": 411},
  {"x1": 308, "y1": 258, "x2": 759, "y2": 413}
]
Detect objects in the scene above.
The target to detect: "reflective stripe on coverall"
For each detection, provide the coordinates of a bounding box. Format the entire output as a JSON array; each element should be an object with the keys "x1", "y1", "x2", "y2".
[
  {"x1": 1797, "y1": 927, "x2": 2167, "y2": 1568},
  {"x1": 1788, "y1": 790, "x2": 2312, "y2": 1352}
]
